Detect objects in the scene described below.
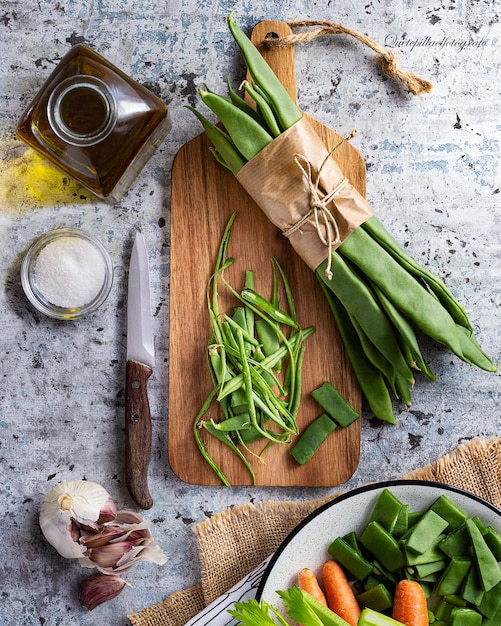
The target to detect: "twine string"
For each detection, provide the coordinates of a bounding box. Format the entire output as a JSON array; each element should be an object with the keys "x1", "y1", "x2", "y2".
[
  {"x1": 264, "y1": 19, "x2": 433, "y2": 95},
  {"x1": 284, "y1": 140, "x2": 349, "y2": 279}
]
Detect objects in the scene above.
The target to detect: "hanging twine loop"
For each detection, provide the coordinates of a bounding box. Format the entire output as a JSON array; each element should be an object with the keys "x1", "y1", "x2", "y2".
[
  {"x1": 284, "y1": 137, "x2": 352, "y2": 279},
  {"x1": 264, "y1": 19, "x2": 433, "y2": 95}
]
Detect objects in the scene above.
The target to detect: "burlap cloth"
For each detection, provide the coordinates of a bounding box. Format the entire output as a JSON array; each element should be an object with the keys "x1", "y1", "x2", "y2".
[{"x1": 128, "y1": 437, "x2": 500, "y2": 626}]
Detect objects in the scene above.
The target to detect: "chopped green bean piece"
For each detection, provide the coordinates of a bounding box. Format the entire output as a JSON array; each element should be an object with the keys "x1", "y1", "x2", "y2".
[
  {"x1": 368, "y1": 488, "x2": 404, "y2": 534},
  {"x1": 212, "y1": 415, "x2": 251, "y2": 431},
  {"x1": 412, "y1": 559, "x2": 449, "y2": 579},
  {"x1": 443, "y1": 594, "x2": 468, "y2": 607},
  {"x1": 484, "y1": 526, "x2": 501, "y2": 561},
  {"x1": 230, "y1": 386, "x2": 248, "y2": 415},
  {"x1": 393, "y1": 504, "x2": 409, "y2": 539},
  {"x1": 356, "y1": 584, "x2": 393, "y2": 612},
  {"x1": 343, "y1": 531, "x2": 363, "y2": 554},
  {"x1": 238, "y1": 426, "x2": 265, "y2": 444},
  {"x1": 405, "y1": 509, "x2": 450, "y2": 555},
  {"x1": 407, "y1": 511, "x2": 423, "y2": 527},
  {"x1": 461, "y1": 565, "x2": 485, "y2": 606},
  {"x1": 439, "y1": 523, "x2": 469, "y2": 557},
  {"x1": 327, "y1": 536, "x2": 374, "y2": 580},
  {"x1": 415, "y1": 572, "x2": 441, "y2": 584},
  {"x1": 436, "y1": 557, "x2": 472, "y2": 596},
  {"x1": 311, "y1": 381, "x2": 359, "y2": 428},
  {"x1": 360, "y1": 521, "x2": 406, "y2": 572},
  {"x1": 471, "y1": 515, "x2": 489, "y2": 535},
  {"x1": 290, "y1": 413, "x2": 337, "y2": 465},
  {"x1": 372, "y1": 559, "x2": 399, "y2": 584},
  {"x1": 405, "y1": 540, "x2": 447, "y2": 566},
  {"x1": 450, "y1": 607, "x2": 483, "y2": 625},
  {"x1": 466, "y1": 518, "x2": 501, "y2": 592},
  {"x1": 436, "y1": 599, "x2": 456, "y2": 622},
  {"x1": 255, "y1": 318, "x2": 281, "y2": 369},
  {"x1": 430, "y1": 495, "x2": 468, "y2": 532},
  {"x1": 477, "y1": 580, "x2": 501, "y2": 619},
  {"x1": 482, "y1": 603, "x2": 501, "y2": 625}
]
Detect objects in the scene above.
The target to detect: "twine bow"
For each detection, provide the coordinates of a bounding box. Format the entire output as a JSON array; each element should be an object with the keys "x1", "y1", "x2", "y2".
[{"x1": 284, "y1": 150, "x2": 348, "y2": 280}]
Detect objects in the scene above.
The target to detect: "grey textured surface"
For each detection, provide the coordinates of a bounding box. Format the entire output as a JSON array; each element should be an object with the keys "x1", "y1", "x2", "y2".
[{"x1": 0, "y1": 1, "x2": 500, "y2": 624}]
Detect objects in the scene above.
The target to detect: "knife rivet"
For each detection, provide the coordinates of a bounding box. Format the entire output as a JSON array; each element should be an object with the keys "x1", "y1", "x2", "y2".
[
  {"x1": 132, "y1": 380, "x2": 140, "y2": 389},
  {"x1": 131, "y1": 413, "x2": 140, "y2": 422}
]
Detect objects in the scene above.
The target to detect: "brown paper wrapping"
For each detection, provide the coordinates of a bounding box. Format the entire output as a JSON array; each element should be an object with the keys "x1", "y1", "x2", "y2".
[{"x1": 236, "y1": 116, "x2": 374, "y2": 271}]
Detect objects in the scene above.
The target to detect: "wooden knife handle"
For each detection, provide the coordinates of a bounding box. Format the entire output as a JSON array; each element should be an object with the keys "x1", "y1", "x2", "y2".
[{"x1": 125, "y1": 360, "x2": 153, "y2": 509}]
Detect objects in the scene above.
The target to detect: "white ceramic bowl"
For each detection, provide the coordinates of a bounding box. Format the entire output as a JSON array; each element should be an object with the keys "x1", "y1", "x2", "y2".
[{"x1": 257, "y1": 480, "x2": 500, "y2": 618}]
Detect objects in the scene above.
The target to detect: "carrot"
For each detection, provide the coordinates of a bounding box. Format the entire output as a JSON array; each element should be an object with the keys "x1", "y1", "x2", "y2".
[
  {"x1": 297, "y1": 567, "x2": 328, "y2": 606},
  {"x1": 322, "y1": 560, "x2": 361, "y2": 626},
  {"x1": 392, "y1": 579, "x2": 429, "y2": 626}
]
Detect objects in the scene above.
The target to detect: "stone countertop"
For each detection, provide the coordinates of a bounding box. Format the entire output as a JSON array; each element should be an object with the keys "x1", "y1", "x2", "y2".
[{"x1": 1, "y1": 1, "x2": 499, "y2": 624}]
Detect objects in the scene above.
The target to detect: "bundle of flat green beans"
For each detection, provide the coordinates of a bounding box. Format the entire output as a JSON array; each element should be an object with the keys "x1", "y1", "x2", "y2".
[{"x1": 190, "y1": 14, "x2": 497, "y2": 424}]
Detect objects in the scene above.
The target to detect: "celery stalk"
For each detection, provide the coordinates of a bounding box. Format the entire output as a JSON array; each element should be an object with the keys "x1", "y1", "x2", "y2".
[
  {"x1": 358, "y1": 607, "x2": 406, "y2": 626},
  {"x1": 278, "y1": 586, "x2": 351, "y2": 626}
]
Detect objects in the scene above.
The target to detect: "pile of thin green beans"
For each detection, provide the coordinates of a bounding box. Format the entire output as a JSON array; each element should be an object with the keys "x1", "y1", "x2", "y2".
[
  {"x1": 191, "y1": 14, "x2": 497, "y2": 425},
  {"x1": 194, "y1": 213, "x2": 315, "y2": 486}
]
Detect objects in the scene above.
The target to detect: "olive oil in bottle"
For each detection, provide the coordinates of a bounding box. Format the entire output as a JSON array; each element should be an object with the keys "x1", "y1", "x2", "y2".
[{"x1": 16, "y1": 44, "x2": 171, "y2": 202}]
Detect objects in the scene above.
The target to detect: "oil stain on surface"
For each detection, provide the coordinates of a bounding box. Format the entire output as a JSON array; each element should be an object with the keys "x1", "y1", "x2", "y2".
[{"x1": 0, "y1": 141, "x2": 90, "y2": 214}]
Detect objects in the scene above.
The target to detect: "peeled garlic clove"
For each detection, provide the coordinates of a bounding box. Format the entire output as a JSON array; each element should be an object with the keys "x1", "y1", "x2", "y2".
[
  {"x1": 39, "y1": 480, "x2": 117, "y2": 559},
  {"x1": 79, "y1": 572, "x2": 127, "y2": 610}
]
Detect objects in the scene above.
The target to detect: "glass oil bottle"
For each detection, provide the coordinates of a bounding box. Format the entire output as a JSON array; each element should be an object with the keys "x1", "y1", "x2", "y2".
[{"x1": 16, "y1": 44, "x2": 171, "y2": 202}]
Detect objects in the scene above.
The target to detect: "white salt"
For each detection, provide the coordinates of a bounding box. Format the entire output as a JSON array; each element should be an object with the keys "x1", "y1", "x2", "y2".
[{"x1": 34, "y1": 236, "x2": 106, "y2": 308}]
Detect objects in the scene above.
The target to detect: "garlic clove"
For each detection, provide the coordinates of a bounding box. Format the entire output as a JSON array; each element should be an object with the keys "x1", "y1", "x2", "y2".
[
  {"x1": 80, "y1": 526, "x2": 128, "y2": 548},
  {"x1": 79, "y1": 515, "x2": 150, "y2": 549},
  {"x1": 113, "y1": 510, "x2": 144, "y2": 525},
  {"x1": 107, "y1": 540, "x2": 168, "y2": 573},
  {"x1": 39, "y1": 480, "x2": 117, "y2": 559},
  {"x1": 129, "y1": 541, "x2": 169, "y2": 567},
  {"x1": 81, "y1": 514, "x2": 168, "y2": 573},
  {"x1": 97, "y1": 497, "x2": 118, "y2": 524},
  {"x1": 87, "y1": 541, "x2": 138, "y2": 569},
  {"x1": 79, "y1": 572, "x2": 128, "y2": 611}
]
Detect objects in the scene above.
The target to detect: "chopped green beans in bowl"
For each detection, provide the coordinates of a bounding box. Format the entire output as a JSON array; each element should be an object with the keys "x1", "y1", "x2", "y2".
[{"x1": 256, "y1": 480, "x2": 500, "y2": 625}]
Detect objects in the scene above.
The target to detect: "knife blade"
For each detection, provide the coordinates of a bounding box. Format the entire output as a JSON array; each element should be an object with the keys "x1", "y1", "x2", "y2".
[{"x1": 125, "y1": 229, "x2": 155, "y2": 510}]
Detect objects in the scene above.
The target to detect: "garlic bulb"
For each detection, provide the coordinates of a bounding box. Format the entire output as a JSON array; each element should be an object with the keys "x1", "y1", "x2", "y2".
[
  {"x1": 39, "y1": 479, "x2": 167, "y2": 610},
  {"x1": 39, "y1": 480, "x2": 117, "y2": 559}
]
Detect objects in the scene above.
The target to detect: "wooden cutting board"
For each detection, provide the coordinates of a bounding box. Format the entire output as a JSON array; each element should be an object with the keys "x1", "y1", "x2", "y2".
[{"x1": 168, "y1": 21, "x2": 364, "y2": 486}]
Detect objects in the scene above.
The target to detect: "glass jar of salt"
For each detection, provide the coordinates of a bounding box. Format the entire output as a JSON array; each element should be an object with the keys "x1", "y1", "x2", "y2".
[{"x1": 21, "y1": 228, "x2": 113, "y2": 320}]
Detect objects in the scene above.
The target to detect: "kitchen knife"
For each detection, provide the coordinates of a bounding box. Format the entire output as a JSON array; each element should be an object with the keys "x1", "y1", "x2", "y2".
[{"x1": 125, "y1": 229, "x2": 155, "y2": 510}]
